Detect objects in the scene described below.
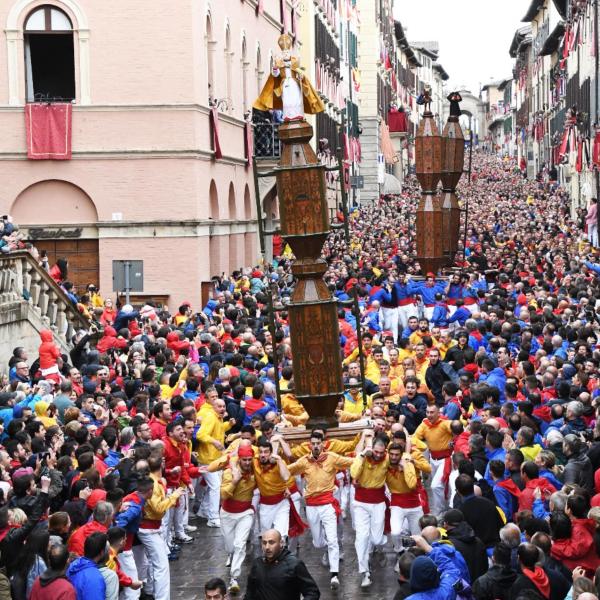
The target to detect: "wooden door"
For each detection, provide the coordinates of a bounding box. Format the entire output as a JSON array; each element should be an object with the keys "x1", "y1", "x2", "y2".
[{"x1": 38, "y1": 239, "x2": 99, "y2": 292}]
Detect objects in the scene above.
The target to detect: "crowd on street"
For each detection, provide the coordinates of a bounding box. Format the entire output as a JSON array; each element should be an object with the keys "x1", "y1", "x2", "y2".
[{"x1": 4, "y1": 151, "x2": 600, "y2": 600}]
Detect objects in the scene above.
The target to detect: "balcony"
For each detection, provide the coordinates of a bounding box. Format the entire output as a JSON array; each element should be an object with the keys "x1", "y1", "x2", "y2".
[{"x1": 253, "y1": 122, "x2": 281, "y2": 160}]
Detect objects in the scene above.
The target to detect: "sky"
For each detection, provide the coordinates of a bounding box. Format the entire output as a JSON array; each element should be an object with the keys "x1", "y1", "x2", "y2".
[{"x1": 393, "y1": 0, "x2": 527, "y2": 94}]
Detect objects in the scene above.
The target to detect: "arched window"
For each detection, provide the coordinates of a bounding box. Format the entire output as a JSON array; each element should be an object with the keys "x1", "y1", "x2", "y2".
[
  {"x1": 24, "y1": 5, "x2": 75, "y2": 102},
  {"x1": 224, "y1": 25, "x2": 232, "y2": 111},
  {"x1": 205, "y1": 15, "x2": 215, "y2": 104},
  {"x1": 255, "y1": 45, "x2": 263, "y2": 97},
  {"x1": 209, "y1": 179, "x2": 219, "y2": 219},
  {"x1": 228, "y1": 182, "x2": 236, "y2": 220},
  {"x1": 241, "y1": 37, "x2": 249, "y2": 115}
]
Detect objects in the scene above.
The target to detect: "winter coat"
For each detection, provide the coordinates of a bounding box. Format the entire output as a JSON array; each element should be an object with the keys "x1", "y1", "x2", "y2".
[
  {"x1": 244, "y1": 548, "x2": 320, "y2": 600},
  {"x1": 478, "y1": 368, "x2": 506, "y2": 402},
  {"x1": 551, "y1": 517, "x2": 600, "y2": 575},
  {"x1": 95, "y1": 327, "x2": 126, "y2": 355},
  {"x1": 67, "y1": 521, "x2": 107, "y2": 557},
  {"x1": 0, "y1": 491, "x2": 49, "y2": 576},
  {"x1": 472, "y1": 564, "x2": 517, "y2": 600},
  {"x1": 446, "y1": 521, "x2": 489, "y2": 582},
  {"x1": 29, "y1": 569, "x2": 76, "y2": 600},
  {"x1": 66, "y1": 558, "x2": 105, "y2": 600},
  {"x1": 38, "y1": 329, "x2": 60, "y2": 370},
  {"x1": 563, "y1": 449, "x2": 595, "y2": 493}
]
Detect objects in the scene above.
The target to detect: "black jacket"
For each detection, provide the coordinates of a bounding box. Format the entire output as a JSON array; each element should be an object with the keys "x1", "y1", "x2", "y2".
[
  {"x1": 563, "y1": 448, "x2": 594, "y2": 493},
  {"x1": 425, "y1": 361, "x2": 458, "y2": 404},
  {"x1": 509, "y1": 565, "x2": 568, "y2": 600},
  {"x1": 459, "y1": 495, "x2": 503, "y2": 547},
  {"x1": 0, "y1": 491, "x2": 49, "y2": 576},
  {"x1": 472, "y1": 564, "x2": 517, "y2": 600},
  {"x1": 393, "y1": 580, "x2": 412, "y2": 600},
  {"x1": 446, "y1": 521, "x2": 489, "y2": 582},
  {"x1": 244, "y1": 549, "x2": 320, "y2": 600}
]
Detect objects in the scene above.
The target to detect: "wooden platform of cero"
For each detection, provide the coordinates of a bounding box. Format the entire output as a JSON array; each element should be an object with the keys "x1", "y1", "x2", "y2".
[{"x1": 281, "y1": 424, "x2": 368, "y2": 442}]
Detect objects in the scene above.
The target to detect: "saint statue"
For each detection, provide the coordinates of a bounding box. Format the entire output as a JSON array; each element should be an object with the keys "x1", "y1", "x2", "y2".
[{"x1": 253, "y1": 34, "x2": 325, "y2": 121}]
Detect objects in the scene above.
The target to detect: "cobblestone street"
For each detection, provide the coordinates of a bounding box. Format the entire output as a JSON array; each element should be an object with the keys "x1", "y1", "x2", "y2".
[{"x1": 170, "y1": 516, "x2": 398, "y2": 600}]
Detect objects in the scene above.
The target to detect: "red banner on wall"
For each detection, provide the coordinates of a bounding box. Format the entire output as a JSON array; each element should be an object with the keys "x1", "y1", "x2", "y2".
[
  {"x1": 209, "y1": 107, "x2": 223, "y2": 160},
  {"x1": 25, "y1": 103, "x2": 72, "y2": 160}
]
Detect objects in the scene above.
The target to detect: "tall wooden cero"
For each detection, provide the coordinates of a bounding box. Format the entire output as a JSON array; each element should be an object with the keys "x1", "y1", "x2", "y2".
[
  {"x1": 276, "y1": 121, "x2": 344, "y2": 426},
  {"x1": 415, "y1": 89, "x2": 445, "y2": 275},
  {"x1": 441, "y1": 92, "x2": 465, "y2": 261}
]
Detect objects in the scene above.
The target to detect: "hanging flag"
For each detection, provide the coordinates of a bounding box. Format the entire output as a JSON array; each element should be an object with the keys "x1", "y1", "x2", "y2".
[
  {"x1": 209, "y1": 107, "x2": 223, "y2": 159},
  {"x1": 576, "y1": 140, "x2": 583, "y2": 172},
  {"x1": 593, "y1": 130, "x2": 600, "y2": 168},
  {"x1": 25, "y1": 103, "x2": 72, "y2": 160},
  {"x1": 559, "y1": 128, "x2": 569, "y2": 157},
  {"x1": 256, "y1": 0, "x2": 264, "y2": 14},
  {"x1": 244, "y1": 121, "x2": 253, "y2": 168}
]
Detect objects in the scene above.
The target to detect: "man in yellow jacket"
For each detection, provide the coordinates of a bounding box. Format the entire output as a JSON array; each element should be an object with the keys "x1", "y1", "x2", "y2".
[
  {"x1": 350, "y1": 436, "x2": 389, "y2": 589},
  {"x1": 196, "y1": 397, "x2": 235, "y2": 527},
  {"x1": 138, "y1": 452, "x2": 184, "y2": 600},
  {"x1": 220, "y1": 444, "x2": 257, "y2": 594},
  {"x1": 413, "y1": 404, "x2": 453, "y2": 516}
]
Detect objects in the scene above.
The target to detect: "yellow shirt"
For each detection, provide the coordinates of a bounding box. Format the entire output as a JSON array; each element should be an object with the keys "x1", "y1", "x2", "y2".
[
  {"x1": 350, "y1": 455, "x2": 389, "y2": 488},
  {"x1": 281, "y1": 393, "x2": 309, "y2": 426},
  {"x1": 143, "y1": 472, "x2": 179, "y2": 521},
  {"x1": 220, "y1": 467, "x2": 256, "y2": 502},
  {"x1": 386, "y1": 457, "x2": 417, "y2": 494},
  {"x1": 196, "y1": 406, "x2": 233, "y2": 464},
  {"x1": 252, "y1": 457, "x2": 290, "y2": 497},
  {"x1": 342, "y1": 392, "x2": 368, "y2": 416},
  {"x1": 413, "y1": 418, "x2": 453, "y2": 453},
  {"x1": 288, "y1": 452, "x2": 354, "y2": 498},
  {"x1": 290, "y1": 435, "x2": 360, "y2": 460}
]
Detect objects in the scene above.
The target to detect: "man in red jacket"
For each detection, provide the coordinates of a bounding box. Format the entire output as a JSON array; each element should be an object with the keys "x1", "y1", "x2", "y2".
[
  {"x1": 149, "y1": 402, "x2": 172, "y2": 440},
  {"x1": 518, "y1": 461, "x2": 556, "y2": 511},
  {"x1": 30, "y1": 543, "x2": 76, "y2": 600},
  {"x1": 162, "y1": 421, "x2": 194, "y2": 548},
  {"x1": 68, "y1": 501, "x2": 114, "y2": 556}
]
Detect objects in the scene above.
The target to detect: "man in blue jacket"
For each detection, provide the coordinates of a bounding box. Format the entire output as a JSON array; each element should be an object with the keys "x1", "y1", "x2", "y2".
[
  {"x1": 478, "y1": 359, "x2": 507, "y2": 403},
  {"x1": 67, "y1": 531, "x2": 108, "y2": 600},
  {"x1": 405, "y1": 531, "x2": 463, "y2": 600}
]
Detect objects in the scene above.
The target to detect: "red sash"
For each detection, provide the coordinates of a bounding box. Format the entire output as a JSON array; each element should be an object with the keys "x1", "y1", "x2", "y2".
[
  {"x1": 305, "y1": 491, "x2": 341, "y2": 517},
  {"x1": 354, "y1": 486, "x2": 386, "y2": 504},
  {"x1": 139, "y1": 519, "x2": 162, "y2": 530},
  {"x1": 222, "y1": 499, "x2": 254, "y2": 513},
  {"x1": 260, "y1": 492, "x2": 286, "y2": 505},
  {"x1": 397, "y1": 298, "x2": 415, "y2": 307},
  {"x1": 430, "y1": 449, "x2": 452, "y2": 460},
  {"x1": 288, "y1": 499, "x2": 308, "y2": 538},
  {"x1": 390, "y1": 490, "x2": 420, "y2": 508},
  {"x1": 417, "y1": 482, "x2": 430, "y2": 513}
]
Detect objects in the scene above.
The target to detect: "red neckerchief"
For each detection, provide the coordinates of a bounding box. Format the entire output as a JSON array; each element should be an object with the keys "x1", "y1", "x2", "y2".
[
  {"x1": 423, "y1": 416, "x2": 448, "y2": 428},
  {"x1": 522, "y1": 566, "x2": 550, "y2": 599},
  {"x1": 307, "y1": 452, "x2": 329, "y2": 468},
  {"x1": 496, "y1": 477, "x2": 521, "y2": 497}
]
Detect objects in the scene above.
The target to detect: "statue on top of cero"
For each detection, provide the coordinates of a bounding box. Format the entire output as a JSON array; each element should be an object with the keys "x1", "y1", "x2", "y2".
[{"x1": 253, "y1": 33, "x2": 324, "y2": 121}]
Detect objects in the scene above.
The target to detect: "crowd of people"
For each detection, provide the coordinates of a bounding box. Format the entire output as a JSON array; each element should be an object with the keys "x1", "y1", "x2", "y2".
[{"x1": 2, "y1": 151, "x2": 600, "y2": 600}]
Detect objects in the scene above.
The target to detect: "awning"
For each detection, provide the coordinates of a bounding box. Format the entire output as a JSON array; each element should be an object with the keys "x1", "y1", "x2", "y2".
[{"x1": 382, "y1": 173, "x2": 402, "y2": 195}]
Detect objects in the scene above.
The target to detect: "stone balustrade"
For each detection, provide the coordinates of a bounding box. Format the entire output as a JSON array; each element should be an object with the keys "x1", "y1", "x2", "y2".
[{"x1": 0, "y1": 251, "x2": 89, "y2": 359}]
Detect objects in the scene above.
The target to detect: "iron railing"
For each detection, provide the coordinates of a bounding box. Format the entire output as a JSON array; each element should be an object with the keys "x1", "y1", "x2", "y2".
[{"x1": 253, "y1": 122, "x2": 281, "y2": 159}]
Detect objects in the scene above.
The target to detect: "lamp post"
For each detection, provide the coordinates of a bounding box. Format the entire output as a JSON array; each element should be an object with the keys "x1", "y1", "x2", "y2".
[
  {"x1": 415, "y1": 86, "x2": 445, "y2": 275},
  {"x1": 441, "y1": 92, "x2": 465, "y2": 261}
]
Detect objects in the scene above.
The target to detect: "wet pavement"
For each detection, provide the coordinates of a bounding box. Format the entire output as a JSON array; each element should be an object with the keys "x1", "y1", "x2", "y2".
[{"x1": 170, "y1": 515, "x2": 400, "y2": 599}]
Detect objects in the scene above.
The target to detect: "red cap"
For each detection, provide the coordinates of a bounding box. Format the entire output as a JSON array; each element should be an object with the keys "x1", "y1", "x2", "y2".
[
  {"x1": 426, "y1": 272, "x2": 435, "y2": 278},
  {"x1": 237, "y1": 445, "x2": 254, "y2": 458}
]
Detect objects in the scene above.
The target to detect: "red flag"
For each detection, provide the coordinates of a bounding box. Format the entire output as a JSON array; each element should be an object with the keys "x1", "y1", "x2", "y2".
[
  {"x1": 559, "y1": 128, "x2": 569, "y2": 157},
  {"x1": 244, "y1": 122, "x2": 253, "y2": 168},
  {"x1": 25, "y1": 103, "x2": 72, "y2": 160},
  {"x1": 577, "y1": 140, "x2": 583, "y2": 172},
  {"x1": 209, "y1": 107, "x2": 223, "y2": 159}
]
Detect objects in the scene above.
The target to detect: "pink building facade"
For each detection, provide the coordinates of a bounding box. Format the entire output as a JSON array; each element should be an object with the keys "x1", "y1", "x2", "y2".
[{"x1": 0, "y1": 0, "x2": 292, "y2": 308}]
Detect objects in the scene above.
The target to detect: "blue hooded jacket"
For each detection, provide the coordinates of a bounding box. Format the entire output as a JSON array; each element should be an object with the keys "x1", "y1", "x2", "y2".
[
  {"x1": 407, "y1": 542, "x2": 463, "y2": 600},
  {"x1": 478, "y1": 367, "x2": 506, "y2": 403},
  {"x1": 67, "y1": 557, "x2": 106, "y2": 600}
]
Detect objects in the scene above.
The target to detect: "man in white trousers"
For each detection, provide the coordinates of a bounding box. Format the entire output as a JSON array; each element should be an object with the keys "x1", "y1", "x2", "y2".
[
  {"x1": 219, "y1": 443, "x2": 257, "y2": 594},
  {"x1": 252, "y1": 440, "x2": 291, "y2": 539},
  {"x1": 413, "y1": 404, "x2": 453, "y2": 516},
  {"x1": 287, "y1": 430, "x2": 354, "y2": 591},
  {"x1": 137, "y1": 452, "x2": 184, "y2": 600},
  {"x1": 386, "y1": 437, "x2": 430, "y2": 563},
  {"x1": 350, "y1": 436, "x2": 389, "y2": 589}
]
